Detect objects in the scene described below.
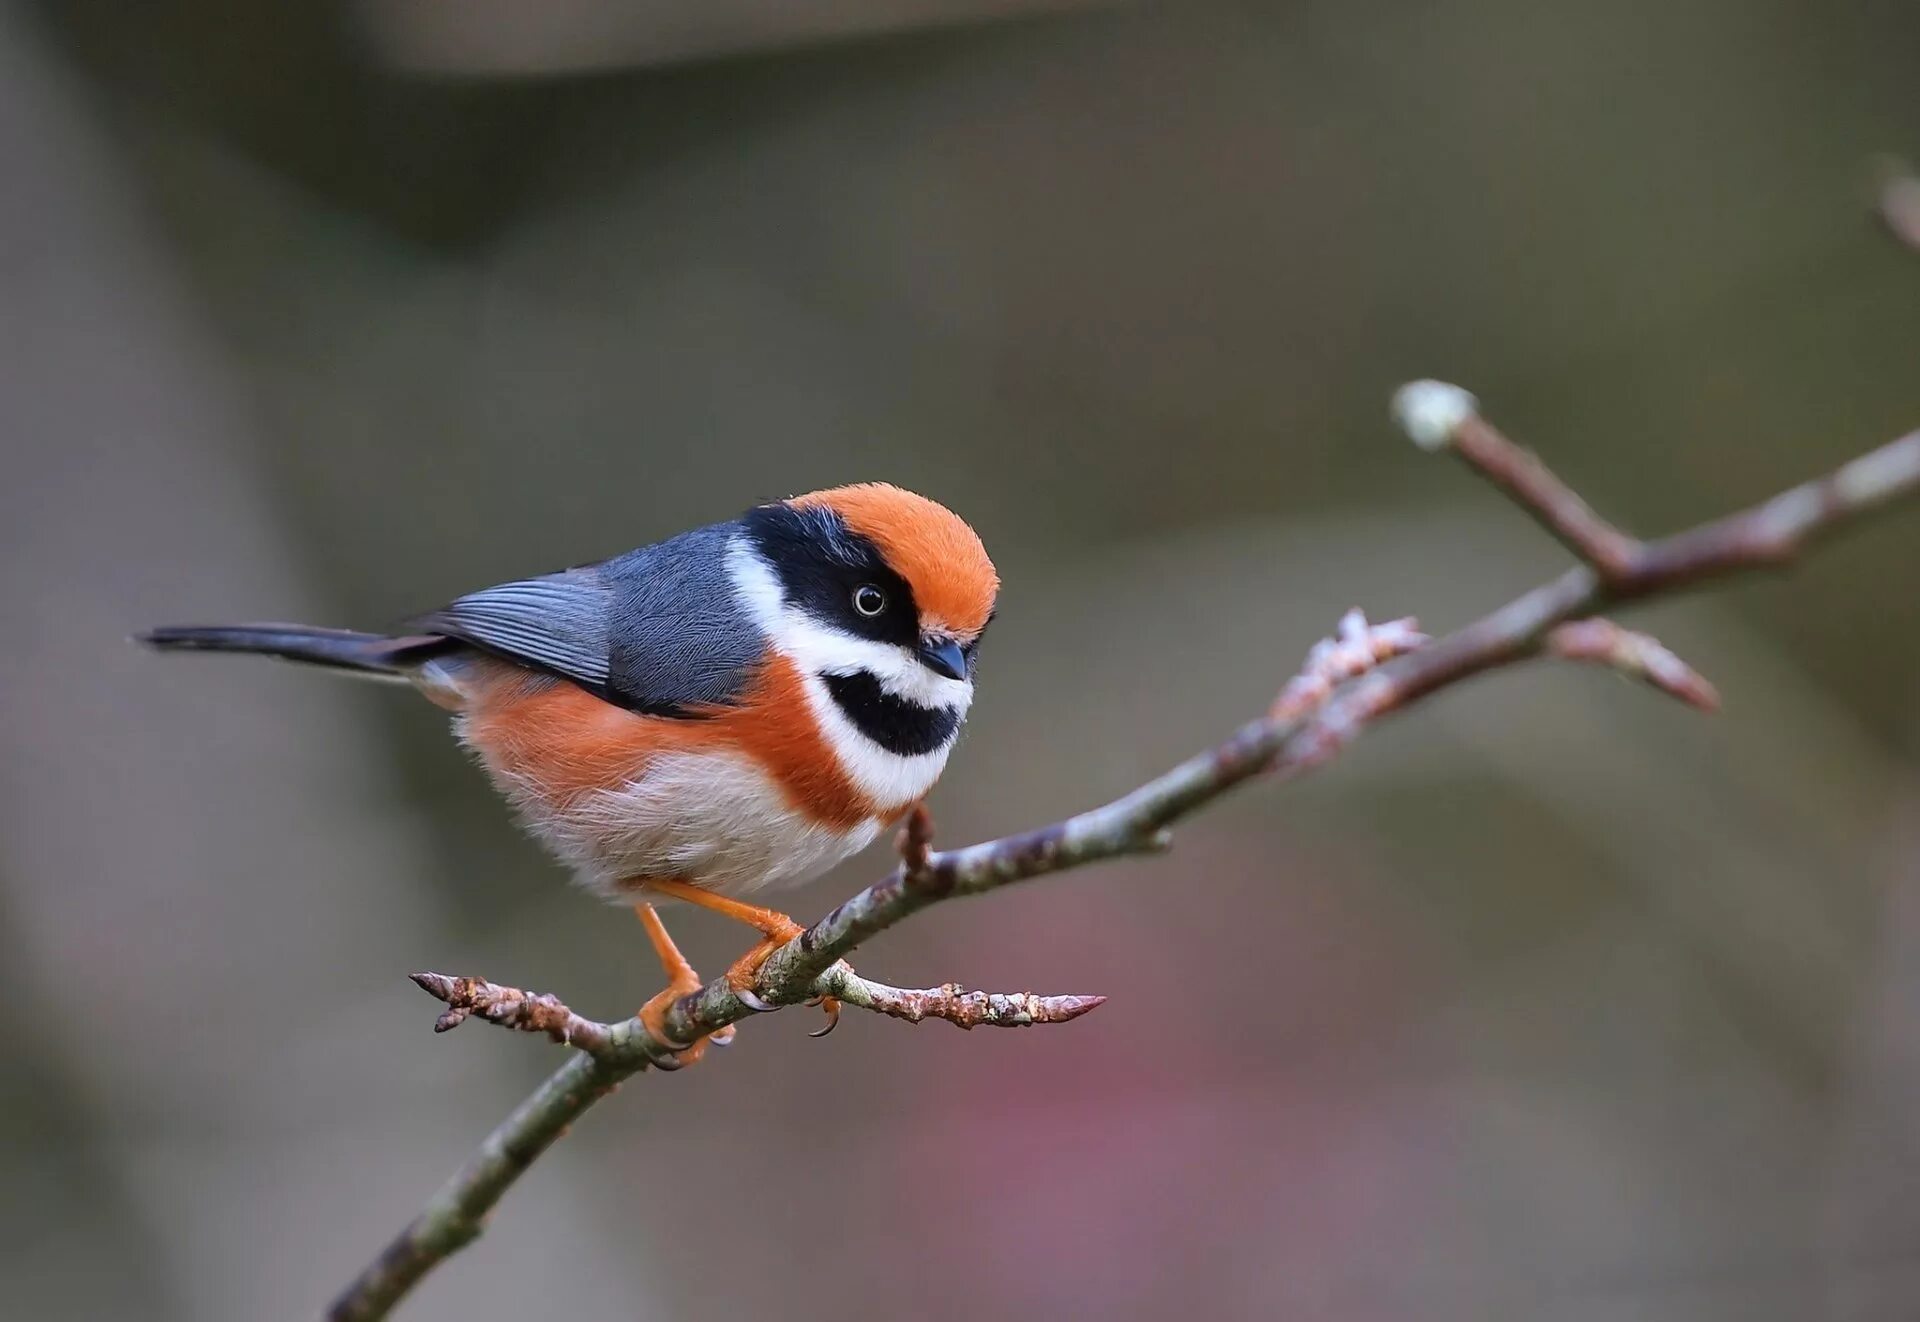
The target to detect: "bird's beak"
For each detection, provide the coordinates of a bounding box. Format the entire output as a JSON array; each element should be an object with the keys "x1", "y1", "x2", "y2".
[{"x1": 918, "y1": 636, "x2": 968, "y2": 681}]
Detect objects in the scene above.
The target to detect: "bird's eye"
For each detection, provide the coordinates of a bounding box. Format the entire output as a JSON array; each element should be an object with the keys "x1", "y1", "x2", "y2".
[{"x1": 851, "y1": 584, "x2": 887, "y2": 617}]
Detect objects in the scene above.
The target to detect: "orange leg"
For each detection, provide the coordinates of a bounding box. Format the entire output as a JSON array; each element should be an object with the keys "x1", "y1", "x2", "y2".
[
  {"x1": 641, "y1": 879, "x2": 841, "y2": 1036},
  {"x1": 634, "y1": 902, "x2": 734, "y2": 1063}
]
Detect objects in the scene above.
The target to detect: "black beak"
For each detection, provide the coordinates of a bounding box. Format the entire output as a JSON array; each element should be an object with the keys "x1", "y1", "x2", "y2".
[{"x1": 918, "y1": 637, "x2": 967, "y2": 681}]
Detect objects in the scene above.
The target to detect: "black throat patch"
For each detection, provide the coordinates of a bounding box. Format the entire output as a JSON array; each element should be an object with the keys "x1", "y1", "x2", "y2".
[{"x1": 822, "y1": 671, "x2": 961, "y2": 757}]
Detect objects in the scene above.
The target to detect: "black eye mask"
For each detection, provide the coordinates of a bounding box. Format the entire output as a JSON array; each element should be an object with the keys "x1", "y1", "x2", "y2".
[{"x1": 741, "y1": 503, "x2": 921, "y2": 648}]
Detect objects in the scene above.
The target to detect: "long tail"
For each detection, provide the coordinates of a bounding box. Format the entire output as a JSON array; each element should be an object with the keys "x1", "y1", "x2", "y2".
[{"x1": 139, "y1": 623, "x2": 444, "y2": 680}]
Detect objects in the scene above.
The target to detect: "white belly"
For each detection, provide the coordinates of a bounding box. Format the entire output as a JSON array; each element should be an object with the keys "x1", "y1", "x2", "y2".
[{"x1": 511, "y1": 748, "x2": 885, "y2": 902}]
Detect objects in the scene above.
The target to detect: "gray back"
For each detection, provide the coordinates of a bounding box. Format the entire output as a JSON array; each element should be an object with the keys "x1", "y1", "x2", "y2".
[{"x1": 412, "y1": 521, "x2": 763, "y2": 717}]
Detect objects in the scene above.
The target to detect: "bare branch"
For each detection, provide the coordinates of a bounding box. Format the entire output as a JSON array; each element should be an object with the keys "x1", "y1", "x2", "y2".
[
  {"x1": 408, "y1": 973, "x2": 617, "y2": 1051},
  {"x1": 1393, "y1": 380, "x2": 1644, "y2": 579},
  {"x1": 410, "y1": 965, "x2": 1103, "y2": 1044},
  {"x1": 330, "y1": 387, "x2": 1920, "y2": 1322},
  {"x1": 821, "y1": 966, "x2": 1108, "y2": 1028},
  {"x1": 1617, "y1": 430, "x2": 1920, "y2": 593}
]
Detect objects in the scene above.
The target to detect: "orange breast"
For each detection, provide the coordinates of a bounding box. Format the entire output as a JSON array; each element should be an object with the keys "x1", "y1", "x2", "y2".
[{"x1": 457, "y1": 655, "x2": 877, "y2": 833}]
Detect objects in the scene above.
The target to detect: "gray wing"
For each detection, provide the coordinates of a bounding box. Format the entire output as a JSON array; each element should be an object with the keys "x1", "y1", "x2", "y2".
[
  {"x1": 410, "y1": 523, "x2": 762, "y2": 717},
  {"x1": 413, "y1": 568, "x2": 612, "y2": 688}
]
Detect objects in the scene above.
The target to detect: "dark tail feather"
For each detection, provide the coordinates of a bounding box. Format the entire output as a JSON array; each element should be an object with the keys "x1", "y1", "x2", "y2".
[{"x1": 138, "y1": 623, "x2": 444, "y2": 679}]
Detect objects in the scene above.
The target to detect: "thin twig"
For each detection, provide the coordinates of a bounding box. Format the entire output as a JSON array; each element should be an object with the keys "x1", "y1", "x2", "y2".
[
  {"x1": 1394, "y1": 381, "x2": 1644, "y2": 580},
  {"x1": 407, "y1": 974, "x2": 616, "y2": 1051},
  {"x1": 328, "y1": 388, "x2": 1920, "y2": 1322},
  {"x1": 1547, "y1": 618, "x2": 1721, "y2": 712},
  {"x1": 410, "y1": 965, "x2": 1107, "y2": 1045},
  {"x1": 821, "y1": 967, "x2": 1107, "y2": 1028}
]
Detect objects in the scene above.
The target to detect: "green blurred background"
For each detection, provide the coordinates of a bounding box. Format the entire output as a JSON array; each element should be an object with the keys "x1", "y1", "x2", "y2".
[{"x1": 5, "y1": 2, "x2": 1920, "y2": 1319}]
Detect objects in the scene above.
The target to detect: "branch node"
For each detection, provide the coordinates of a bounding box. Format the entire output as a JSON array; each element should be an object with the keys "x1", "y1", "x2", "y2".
[
  {"x1": 1272, "y1": 609, "x2": 1428, "y2": 722},
  {"x1": 1392, "y1": 379, "x2": 1479, "y2": 451}
]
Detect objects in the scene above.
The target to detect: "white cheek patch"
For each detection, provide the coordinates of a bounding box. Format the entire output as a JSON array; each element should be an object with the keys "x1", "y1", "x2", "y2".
[
  {"x1": 796, "y1": 670, "x2": 956, "y2": 807},
  {"x1": 725, "y1": 536, "x2": 971, "y2": 807}
]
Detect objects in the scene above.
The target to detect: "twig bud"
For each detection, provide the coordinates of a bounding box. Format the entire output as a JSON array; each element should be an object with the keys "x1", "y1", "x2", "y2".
[{"x1": 1392, "y1": 380, "x2": 1479, "y2": 452}]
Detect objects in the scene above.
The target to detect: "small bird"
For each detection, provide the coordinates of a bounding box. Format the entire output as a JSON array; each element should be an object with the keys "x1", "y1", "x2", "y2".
[{"x1": 143, "y1": 483, "x2": 998, "y2": 1056}]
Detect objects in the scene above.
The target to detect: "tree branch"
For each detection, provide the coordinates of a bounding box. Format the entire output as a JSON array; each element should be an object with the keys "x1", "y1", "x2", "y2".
[
  {"x1": 327, "y1": 387, "x2": 1920, "y2": 1322},
  {"x1": 820, "y1": 967, "x2": 1108, "y2": 1028},
  {"x1": 410, "y1": 966, "x2": 1105, "y2": 1046}
]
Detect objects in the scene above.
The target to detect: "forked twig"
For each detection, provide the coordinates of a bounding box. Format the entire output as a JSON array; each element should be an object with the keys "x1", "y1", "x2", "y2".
[{"x1": 331, "y1": 383, "x2": 1920, "y2": 1322}]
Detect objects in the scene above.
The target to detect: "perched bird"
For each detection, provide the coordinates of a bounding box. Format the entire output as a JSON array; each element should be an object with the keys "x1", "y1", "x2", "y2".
[{"x1": 143, "y1": 483, "x2": 998, "y2": 1056}]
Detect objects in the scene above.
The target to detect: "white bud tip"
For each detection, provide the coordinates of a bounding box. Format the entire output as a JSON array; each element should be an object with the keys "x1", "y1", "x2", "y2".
[{"x1": 1391, "y1": 380, "x2": 1478, "y2": 451}]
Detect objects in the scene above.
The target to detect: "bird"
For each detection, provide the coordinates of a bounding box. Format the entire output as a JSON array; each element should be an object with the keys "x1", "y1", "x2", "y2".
[{"x1": 142, "y1": 483, "x2": 999, "y2": 1059}]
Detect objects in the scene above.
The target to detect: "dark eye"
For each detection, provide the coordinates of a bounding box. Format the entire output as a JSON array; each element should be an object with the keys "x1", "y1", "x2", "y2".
[{"x1": 851, "y1": 584, "x2": 887, "y2": 617}]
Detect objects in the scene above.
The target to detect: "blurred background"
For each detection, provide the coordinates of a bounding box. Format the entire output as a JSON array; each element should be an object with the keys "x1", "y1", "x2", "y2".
[{"x1": 5, "y1": 1, "x2": 1920, "y2": 1318}]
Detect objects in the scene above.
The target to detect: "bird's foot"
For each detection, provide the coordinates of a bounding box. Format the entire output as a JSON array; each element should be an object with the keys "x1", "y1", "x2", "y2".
[
  {"x1": 637, "y1": 882, "x2": 841, "y2": 1039},
  {"x1": 636, "y1": 980, "x2": 732, "y2": 1067},
  {"x1": 633, "y1": 901, "x2": 733, "y2": 1066},
  {"x1": 722, "y1": 921, "x2": 842, "y2": 1038}
]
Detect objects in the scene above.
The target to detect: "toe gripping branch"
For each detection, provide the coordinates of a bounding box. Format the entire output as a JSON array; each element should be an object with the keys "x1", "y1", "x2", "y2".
[{"x1": 410, "y1": 807, "x2": 1109, "y2": 1064}]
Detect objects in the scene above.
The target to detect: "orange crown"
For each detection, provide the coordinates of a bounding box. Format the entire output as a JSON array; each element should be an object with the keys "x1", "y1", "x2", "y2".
[{"x1": 791, "y1": 483, "x2": 998, "y2": 637}]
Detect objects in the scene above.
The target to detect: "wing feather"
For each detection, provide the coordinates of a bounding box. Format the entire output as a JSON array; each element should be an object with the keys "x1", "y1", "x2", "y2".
[
  {"x1": 410, "y1": 523, "x2": 760, "y2": 717},
  {"x1": 411, "y1": 569, "x2": 612, "y2": 691}
]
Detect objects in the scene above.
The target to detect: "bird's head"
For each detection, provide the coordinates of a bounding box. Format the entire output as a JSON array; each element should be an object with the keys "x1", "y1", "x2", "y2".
[{"x1": 731, "y1": 484, "x2": 998, "y2": 727}]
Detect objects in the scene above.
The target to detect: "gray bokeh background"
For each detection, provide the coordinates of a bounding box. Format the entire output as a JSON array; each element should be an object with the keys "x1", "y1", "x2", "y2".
[{"x1": 5, "y1": 2, "x2": 1920, "y2": 1318}]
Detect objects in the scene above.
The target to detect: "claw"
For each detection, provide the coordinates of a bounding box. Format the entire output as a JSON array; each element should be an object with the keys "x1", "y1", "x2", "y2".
[
  {"x1": 806, "y1": 996, "x2": 842, "y2": 1038},
  {"x1": 724, "y1": 939, "x2": 841, "y2": 1035},
  {"x1": 637, "y1": 985, "x2": 710, "y2": 1066}
]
